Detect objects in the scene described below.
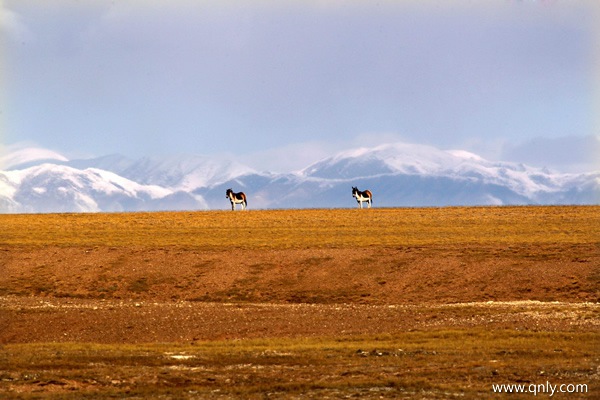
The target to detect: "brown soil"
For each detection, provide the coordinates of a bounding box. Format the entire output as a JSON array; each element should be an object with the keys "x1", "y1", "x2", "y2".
[{"x1": 1, "y1": 243, "x2": 598, "y2": 344}]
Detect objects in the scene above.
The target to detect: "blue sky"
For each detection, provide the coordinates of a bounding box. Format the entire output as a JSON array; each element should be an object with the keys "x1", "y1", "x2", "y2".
[{"x1": 1, "y1": 0, "x2": 598, "y2": 172}]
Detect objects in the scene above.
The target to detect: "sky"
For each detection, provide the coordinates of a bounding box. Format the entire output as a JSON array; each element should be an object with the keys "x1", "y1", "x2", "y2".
[{"x1": 1, "y1": 0, "x2": 599, "y2": 173}]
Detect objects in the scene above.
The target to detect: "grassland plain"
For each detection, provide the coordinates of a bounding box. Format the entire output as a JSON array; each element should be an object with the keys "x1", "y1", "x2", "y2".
[{"x1": 0, "y1": 206, "x2": 599, "y2": 398}]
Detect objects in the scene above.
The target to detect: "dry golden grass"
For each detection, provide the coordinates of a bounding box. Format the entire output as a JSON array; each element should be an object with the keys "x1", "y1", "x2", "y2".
[
  {"x1": 2, "y1": 206, "x2": 599, "y2": 248},
  {"x1": 1, "y1": 330, "x2": 598, "y2": 399}
]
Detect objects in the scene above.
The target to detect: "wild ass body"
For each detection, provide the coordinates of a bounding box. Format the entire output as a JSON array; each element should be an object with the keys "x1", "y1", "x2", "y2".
[
  {"x1": 352, "y1": 187, "x2": 372, "y2": 209},
  {"x1": 226, "y1": 189, "x2": 247, "y2": 211}
]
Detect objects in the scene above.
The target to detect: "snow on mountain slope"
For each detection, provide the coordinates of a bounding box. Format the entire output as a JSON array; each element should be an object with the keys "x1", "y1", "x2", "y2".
[
  {"x1": 67, "y1": 154, "x2": 136, "y2": 174},
  {"x1": 122, "y1": 156, "x2": 256, "y2": 190},
  {"x1": 67, "y1": 154, "x2": 256, "y2": 191},
  {"x1": 301, "y1": 143, "x2": 466, "y2": 178},
  {"x1": 0, "y1": 164, "x2": 207, "y2": 213}
]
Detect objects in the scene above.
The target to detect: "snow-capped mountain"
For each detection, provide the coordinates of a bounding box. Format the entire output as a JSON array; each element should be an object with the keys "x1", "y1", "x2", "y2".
[
  {"x1": 302, "y1": 143, "x2": 468, "y2": 178},
  {"x1": 0, "y1": 164, "x2": 206, "y2": 213},
  {"x1": 299, "y1": 143, "x2": 594, "y2": 201},
  {"x1": 0, "y1": 142, "x2": 598, "y2": 213}
]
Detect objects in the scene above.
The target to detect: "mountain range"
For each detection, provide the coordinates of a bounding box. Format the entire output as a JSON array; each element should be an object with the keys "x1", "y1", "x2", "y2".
[{"x1": 1, "y1": 142, "x2": 598, "y2": 213}]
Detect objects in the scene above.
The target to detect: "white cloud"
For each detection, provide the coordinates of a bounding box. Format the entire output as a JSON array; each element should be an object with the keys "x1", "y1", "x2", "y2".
[
  {"x1": 239, "y1": 141, "x2": 337, "y2": 173},
  {"x1": 244, "y1": 134, "x2": 600, "y2": 174},
  {"x1": 500, "y1": 135, "x2": 600, "y2": 173},
  {"x1": 350, "y1": 132, "x2": 409, "y2": 148},
  {"x1": 0, "y1": 142, "x2": 68, "y2": 170},
  {"x1": 0, "y1": 1, "x2": 32, "y2": 42},
  {"x1": 239, "y1": 133, "x2": 419, "y2": 173}
]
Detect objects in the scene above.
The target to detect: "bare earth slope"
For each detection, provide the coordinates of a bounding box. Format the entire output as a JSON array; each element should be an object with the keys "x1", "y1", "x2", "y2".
[{"x1": 0, "y1": 207, "x2": 598, "y2": 398}]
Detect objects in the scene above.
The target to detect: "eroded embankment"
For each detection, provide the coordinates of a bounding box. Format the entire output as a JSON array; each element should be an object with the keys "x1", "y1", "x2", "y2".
[{"x1": 1, "y1": 297, "x2": 598, "y2": 344}]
